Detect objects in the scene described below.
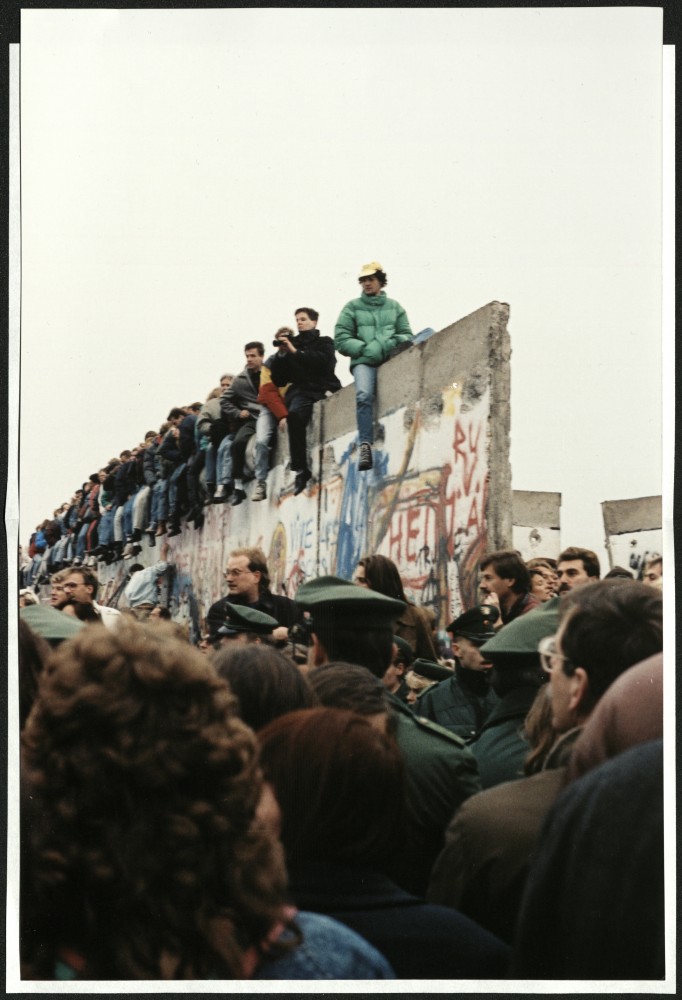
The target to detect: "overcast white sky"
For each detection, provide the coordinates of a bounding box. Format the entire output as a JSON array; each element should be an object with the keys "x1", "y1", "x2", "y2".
[{"x1": 16, "y1": 7, "x2": 665, "y2": 565}]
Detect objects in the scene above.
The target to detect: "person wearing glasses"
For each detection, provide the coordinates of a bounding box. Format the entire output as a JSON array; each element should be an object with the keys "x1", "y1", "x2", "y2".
[
  {"x1": 427, "y1": 579, "x2": 662, "y2": 947},
  {"x1": 205, "y1": 547, "x2": 302, "y2": 646}
]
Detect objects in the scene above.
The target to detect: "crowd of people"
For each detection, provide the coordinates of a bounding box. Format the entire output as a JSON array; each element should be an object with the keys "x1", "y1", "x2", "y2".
[
  {"x1": 17, "y1": 259, "x2": 666, "y2": 981},
  {"x1": 18, "y1": 535, "x2": 666, "y2": 981},
  {"x1": 21, "y1": 261, "x2": 418, "y2": 588}
]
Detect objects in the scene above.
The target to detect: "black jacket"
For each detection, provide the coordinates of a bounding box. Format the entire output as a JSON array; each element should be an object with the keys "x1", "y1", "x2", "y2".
[
  {"x1": 288, "y1": 860, "x2": 510, "y2": 980},
  {"x1": 206, "y1": 589, "x2": 303, "y2": 639},
  {"x1": 269, "y1": 329, "x2": 341, "y2": 402}
]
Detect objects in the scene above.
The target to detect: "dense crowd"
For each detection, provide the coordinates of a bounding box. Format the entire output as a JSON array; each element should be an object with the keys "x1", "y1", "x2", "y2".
[
  {"x1": 21, "y1": 262, "x2": 421, "y2": 587},
  {"x1": 17, "y1": 261, "x2": 666, "y2": 981},
  {"x1": 18, "y1": 539, "x2": 666, "y2": 981}
]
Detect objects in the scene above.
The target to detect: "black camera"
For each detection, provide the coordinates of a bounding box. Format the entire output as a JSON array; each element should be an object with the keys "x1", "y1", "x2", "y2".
[{"x1": 272, "y1": 333, "x2": 291, "y2": 348}]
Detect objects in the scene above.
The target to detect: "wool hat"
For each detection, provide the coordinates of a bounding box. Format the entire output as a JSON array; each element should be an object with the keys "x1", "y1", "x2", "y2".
[
  {"x1": 447, "y1": 605, "x2": 499, "y2": 643},
  {"x1": 480, "y1": 596, "x2": 561, "y2": 658},
  {"x1": 295, "y1": 575, "x2": 405, "y2": 629},
  {"x1": 217, "y1": 602, "x2": 278, "y2": 637}
]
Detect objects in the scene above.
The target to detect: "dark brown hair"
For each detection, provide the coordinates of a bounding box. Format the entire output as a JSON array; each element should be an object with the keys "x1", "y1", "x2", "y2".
[
  {"x1": 258, "y1": 708, "x2": 404, "y2": 868},
  {"x1": 358, "y1": 554, "x2": 408, "y2": 602},
  {"x1": 559, "y1": 580, "x2": 662, "y2": 704},
  {"x1": 21, "y1": 620, "x2": 291, "y2": 979},
  {"x1": 213, "y1": 644, "x2": 314, "y2": 731},
  {"x1": 479, "y1": 550, "x2": 530, "y2": 595}
]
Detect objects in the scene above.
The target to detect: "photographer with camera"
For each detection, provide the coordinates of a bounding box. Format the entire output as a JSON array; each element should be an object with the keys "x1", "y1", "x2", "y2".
[{"x1": 269, "y1": 308, "x2": 341, "y2": 495}]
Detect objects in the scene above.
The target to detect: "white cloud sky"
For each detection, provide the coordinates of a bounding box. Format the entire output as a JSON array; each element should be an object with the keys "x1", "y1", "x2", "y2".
[{"x1": 16, "y1": 7, "x2": 664, "y2": 563}]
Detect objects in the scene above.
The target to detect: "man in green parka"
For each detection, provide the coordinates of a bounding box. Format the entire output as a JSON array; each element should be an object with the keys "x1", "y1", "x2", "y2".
[{"x1": 334, "y1": 261, "x2": 413, "y2": 471}]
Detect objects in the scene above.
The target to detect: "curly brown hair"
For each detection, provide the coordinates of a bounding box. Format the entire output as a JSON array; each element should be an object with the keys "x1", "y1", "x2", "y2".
[{"x1": 21, "y1": 620, "x2": 292, "y2": 979}]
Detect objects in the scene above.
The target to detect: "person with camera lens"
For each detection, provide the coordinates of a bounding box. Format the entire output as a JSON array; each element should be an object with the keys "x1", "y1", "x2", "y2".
[{"x1": 269, "y1": 308, "x2": 341, "y2": 496}]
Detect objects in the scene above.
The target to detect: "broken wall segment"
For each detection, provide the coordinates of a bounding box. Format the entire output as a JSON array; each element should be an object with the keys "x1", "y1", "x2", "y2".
[
  {"x1": 512, "y1": 490, "x2": 562, "y2": 561},
  {"x1": 601, "y1": 496, "x2": 663, "y2": 576}
]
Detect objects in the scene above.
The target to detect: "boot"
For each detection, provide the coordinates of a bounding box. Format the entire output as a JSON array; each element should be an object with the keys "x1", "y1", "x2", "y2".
[{"x1": 155, "y1": 521, "x2": 167, "y2": 537}]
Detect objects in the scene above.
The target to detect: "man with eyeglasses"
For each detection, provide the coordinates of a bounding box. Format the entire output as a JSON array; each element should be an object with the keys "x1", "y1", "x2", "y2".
[
  {"x1": 205, "y1": 546, "x2": 302, "y2": 645},
  {"x1": 427, "y1": 579, "x2": 662, "y2": 945}
]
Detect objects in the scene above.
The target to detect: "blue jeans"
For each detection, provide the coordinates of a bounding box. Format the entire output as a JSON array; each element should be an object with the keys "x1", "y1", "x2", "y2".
[
  {"x1": 216, "y1": 433, "x2": 234, "y2": 486},
  {"x1": 254, "y1": 409, "x2": 277, "y2": 481},
  {"x1": 168, "y1": 462, "x2": 187, "y2": 518},
  {"x1": 98, "y1": 506, "x2": 117, "y2": 546},
  {"x1": 75, "y1": 522, "x2": 89, "y2": 558},
  {"x1": 151, "y1": 480, "x2": 168, "y2": 522},
  {"x1": 353, "y1": 363, "x2": 378, "y2": 444}
]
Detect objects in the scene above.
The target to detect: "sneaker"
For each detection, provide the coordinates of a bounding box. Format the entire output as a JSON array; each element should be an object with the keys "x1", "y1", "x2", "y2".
[
  {"x1": 252, "y1": 480, "x2": 267, "y2": 502},
  {"x1": 212, "y1": 485, "x2": 226, "y2": 503},
  {"x1": 229, "y1": 488, "x2": 246, "y2": 507},
  {"x1": 122, "y1": 543, "x2": 135, "y2": 559},
  {"x1": 358, "y1": 442, "x2": 373, "y2": 471},
  {"x1": 293, "y1": 469, "x2": 310, "y2": 496},
  {"x1": 145, "y1": 522, "x2": 157, "y2": 535}
]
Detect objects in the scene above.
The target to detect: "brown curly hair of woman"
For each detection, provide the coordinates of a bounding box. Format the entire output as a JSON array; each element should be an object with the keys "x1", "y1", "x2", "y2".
[{"x1": 21, "y1": 620, "x2": 293, "y2": 979}]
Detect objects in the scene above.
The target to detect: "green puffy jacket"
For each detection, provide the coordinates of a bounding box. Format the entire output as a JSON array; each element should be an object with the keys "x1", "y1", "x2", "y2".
[{"x1": 334, "y1": 291, "x2": 413, "y2": 369}]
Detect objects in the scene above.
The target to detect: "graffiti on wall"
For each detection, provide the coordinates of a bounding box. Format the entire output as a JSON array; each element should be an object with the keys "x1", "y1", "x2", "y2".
[
  {"x1": 148, "y1": 382, "x2": 492, "y2": 636},
  {"x1": 608, "y1": 529, "x2": 663, "y2": 579}
]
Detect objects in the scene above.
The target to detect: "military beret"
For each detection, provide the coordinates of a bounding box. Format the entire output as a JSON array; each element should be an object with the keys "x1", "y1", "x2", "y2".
[
  {"x1": 447, "y1": 604, "x2": 499, "y2": 643},
  {"x1": 217, "y1": 602, "x2": 278, "y2": 637},
  {"x1": 295, "y1": 575, "x2": 405, "y2": 627},
  {"x1": 20, "y1": 603, "x2": 85, "y2": 642},
  {"x1": 480, "y1": 596, "x2": 561, "y2": 657},
  {"x1": 411, "y1": 657, "x2": 453, "y2": 682}
]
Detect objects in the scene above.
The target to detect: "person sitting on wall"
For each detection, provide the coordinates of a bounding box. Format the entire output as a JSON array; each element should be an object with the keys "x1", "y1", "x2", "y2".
[
  {"x1": 252, "y1": 329, "x2": 293, "y2": 503},
  {"x1": 269, "y1": 308, "x2": 341, "y2": 496},
  {"x1": 221, "y1": 343, "x2": 265, "y2": 507},
  {"x1": 334, "y1": 262, "x2": 413, "y2": 473}
]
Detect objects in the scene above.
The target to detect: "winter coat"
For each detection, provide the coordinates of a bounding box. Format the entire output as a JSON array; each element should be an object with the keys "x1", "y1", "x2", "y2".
[
  {"x1": 221, "y1": 367, "x2": 262, "y2": 424},
  {"x1": 334, "y1": 292, "x2": 412, "y2": 370},
  {"x1": 269, "y1": 329, "x2": 341, "y2": 402}
]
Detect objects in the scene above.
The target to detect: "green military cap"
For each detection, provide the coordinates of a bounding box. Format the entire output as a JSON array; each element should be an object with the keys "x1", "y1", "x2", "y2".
[
  {"x1": 480, "y1": 596, "x2": 561, "y2": 657},
  {"x1": 295, "y1": 575, "x2": 405, "y2": 628},
  {"x1": 217, "y1": 603, "x2": 278, "y2": 637},
  {"x1": 411, "y1": 657, "x2": 453, "y2": 682},
  {"x1": 20, "y1": 603, "x2": 85, "y2": 642},
  {"x1": 447, "y1": 604, "x2": 499, "y2": 642},
  {"x1": 392, "y1": 634, "x2": 415, "y2": 666}
]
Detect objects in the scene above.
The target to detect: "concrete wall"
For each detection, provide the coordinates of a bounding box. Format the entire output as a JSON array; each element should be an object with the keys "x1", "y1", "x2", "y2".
[
  {"x1": 99, "y1": 301, "x2": 512, "y2": 636},
  {"x1": 512, "y1": 490, "x2": 562, "y2": 561},
  {"x1": 601, "y1": 496, "x2": 663, "y2": 576}
]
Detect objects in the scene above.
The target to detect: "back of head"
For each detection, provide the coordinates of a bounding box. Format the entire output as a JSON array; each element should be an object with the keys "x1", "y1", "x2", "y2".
[
  {"x1": 559, "y1": 579, "x2": 663, "y2": 704},
  {"x1": 213, "y1": 644, "x2": 314, "y2": 731},
  {"x1": 258, "y1": 707, "x2": 404, "y2": 868},
  {"x1": 358, "y1": 554, "x2": 408, "y2": 601},
  {"x1": 21, "y1": 620, "x2": 287, "y2": 979},
  {"x1": 307, "y1": 662, "x2": 392, "y2": 722}
]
